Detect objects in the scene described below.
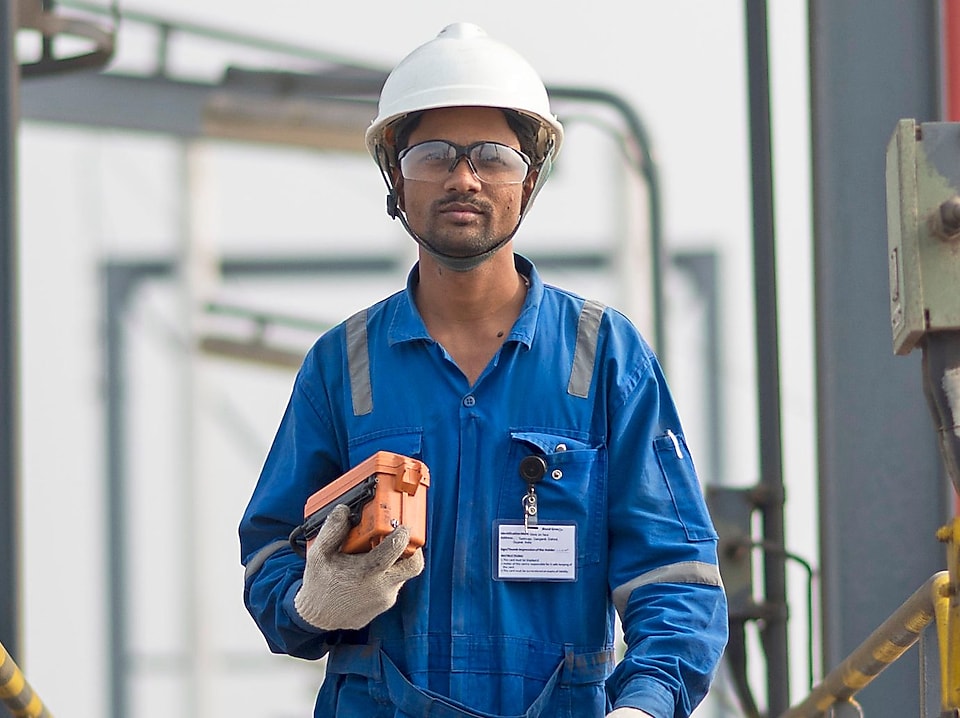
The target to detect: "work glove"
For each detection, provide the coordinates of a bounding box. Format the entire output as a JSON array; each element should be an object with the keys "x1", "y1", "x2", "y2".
[
  {"x1": 293, "y1": 504, "x2": 424, "y2": 631},
  {"x1": 606, "y1": 710, "x2": 654, "y2": 718}
]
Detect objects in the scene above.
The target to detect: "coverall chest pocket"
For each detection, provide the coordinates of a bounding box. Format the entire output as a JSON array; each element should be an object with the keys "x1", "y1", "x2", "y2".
[
  {"x1": 346, "y1": 427, "x2": 424, "y2": 468},
  {"x1": 499, "y1": 431, "x2": 606, "y2": 565}
]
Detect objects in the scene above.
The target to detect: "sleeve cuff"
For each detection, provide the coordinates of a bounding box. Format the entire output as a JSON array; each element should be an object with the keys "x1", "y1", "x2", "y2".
[
  {"x1": 282, "y1": 579, "x2": 326, "y2": 633},
  {"x1": 610, "y1": 676, "x2": 674, "y2": 718}
]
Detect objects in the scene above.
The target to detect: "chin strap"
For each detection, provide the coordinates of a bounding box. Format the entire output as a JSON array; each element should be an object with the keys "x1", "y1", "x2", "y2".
[
  {"x1": 375, "y1": 141, "x2": 555, "y2": 273},
  {"x1": 386, "y1": 190, "x2": 400, "y2": 220}
]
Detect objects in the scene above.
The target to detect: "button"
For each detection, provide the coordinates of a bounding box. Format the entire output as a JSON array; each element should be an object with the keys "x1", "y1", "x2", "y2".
[
  {"x1": 518, "y1": 455, "x2": 547, "y2": 483},
  {"x1": 551, "y1": 469, "x2": 563, "y2": 480},
  {"x1": 555, "y1": 443, "x2": 568, "y2": 452},
  {"x1": 462, "y1": 395, "x2": 476, "y2": 407}
]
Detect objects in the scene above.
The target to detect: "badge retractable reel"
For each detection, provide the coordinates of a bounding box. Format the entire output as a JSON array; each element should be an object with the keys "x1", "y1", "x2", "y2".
[{"x1": 519, "y1": 455, "x2": 547, "y2": 529}]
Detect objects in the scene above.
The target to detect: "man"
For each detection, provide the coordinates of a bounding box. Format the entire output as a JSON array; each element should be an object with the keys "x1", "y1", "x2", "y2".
[{"x1": 239, "y1": 22, "x2": 728, "y2": 718}]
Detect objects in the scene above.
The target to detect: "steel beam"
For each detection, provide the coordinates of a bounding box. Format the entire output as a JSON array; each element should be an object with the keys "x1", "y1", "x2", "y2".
[
  {"x1": 744, "y1": 2, "x2": 790, "y2": 712},
  {"x1": 21, "y1": 72, "x2": 258, "y2": 138},
  {"x1": 809, "y1": 2, "x2": 949, "y2": 716},
  {"x1": 1, "y1": 0, "x2": 22, "y2": 680}
]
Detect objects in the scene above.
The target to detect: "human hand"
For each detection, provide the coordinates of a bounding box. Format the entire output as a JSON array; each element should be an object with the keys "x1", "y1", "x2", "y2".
[
  {"x1": 606, "y1": 709, "x2": 655, "y2": 718},
  {"x1": 293, "y1": 504, "x2": 424, "y2": 630}
]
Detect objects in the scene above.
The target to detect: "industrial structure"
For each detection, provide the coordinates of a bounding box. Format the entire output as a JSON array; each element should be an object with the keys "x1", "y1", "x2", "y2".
[{"x1": 2, "y1": 1, "x2": 960, "y2": 717}]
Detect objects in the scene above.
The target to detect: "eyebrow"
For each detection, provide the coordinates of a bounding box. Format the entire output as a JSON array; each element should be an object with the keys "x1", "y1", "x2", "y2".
[{"x1": 411, "y1": 138, "x2": 522, "y2": 150}]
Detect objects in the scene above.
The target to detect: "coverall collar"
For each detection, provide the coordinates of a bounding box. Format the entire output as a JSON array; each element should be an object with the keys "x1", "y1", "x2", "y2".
[{"x1": 387, "y1": 253, "x2": 543, "y2": 349}]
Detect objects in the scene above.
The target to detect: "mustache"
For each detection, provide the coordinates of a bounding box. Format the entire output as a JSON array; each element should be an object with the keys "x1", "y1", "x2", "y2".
[{"x1": 432, "y1": 195, "x2": 492, "y2": 214}]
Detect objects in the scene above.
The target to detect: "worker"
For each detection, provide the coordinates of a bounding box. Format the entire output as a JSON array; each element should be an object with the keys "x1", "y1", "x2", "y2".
[{"x1": 239, "y1": 22, "x2": 728, "y2": 718}]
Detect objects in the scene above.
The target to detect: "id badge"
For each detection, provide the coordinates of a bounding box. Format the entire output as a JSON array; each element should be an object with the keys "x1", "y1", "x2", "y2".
[{"x1": 493, "y1": 521, "x2": 577, "y2": 582}]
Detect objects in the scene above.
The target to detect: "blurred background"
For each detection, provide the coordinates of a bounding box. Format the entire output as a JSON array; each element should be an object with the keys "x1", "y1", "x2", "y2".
[{"x1": 2, "y1": 1, "x2": 956, "y2": 717}]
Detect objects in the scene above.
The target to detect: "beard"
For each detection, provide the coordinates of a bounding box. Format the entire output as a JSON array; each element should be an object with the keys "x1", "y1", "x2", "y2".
[{"x1": 417, "y1": 195, "x2": 515, "y2": 259}]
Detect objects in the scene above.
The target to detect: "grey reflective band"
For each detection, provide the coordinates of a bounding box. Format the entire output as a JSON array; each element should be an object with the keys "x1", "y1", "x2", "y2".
[
  {"x1": 243, "y1": 539, "x2": 292, "y2": 582},
  {"x1": 346, "y1": 309, "x2": 372, "y2": 416},
  {"x1": 612, "y1": 561, "x2": 724, "y2": 618},
  {"x1": 567, "y1": 299, "x2": 605, "y2": 398}
]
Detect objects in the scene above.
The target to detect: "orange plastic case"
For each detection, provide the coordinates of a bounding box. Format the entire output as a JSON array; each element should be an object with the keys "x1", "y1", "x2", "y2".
[{"x1": 296, "y1": 451, "x2": 430, "y2": 559}]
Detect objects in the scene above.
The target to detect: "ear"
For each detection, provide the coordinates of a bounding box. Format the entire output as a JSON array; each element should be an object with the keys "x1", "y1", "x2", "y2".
[
  {"x1": 389, "y1": 165, "x2": 404, "y2": 209},
  {"x1": 520, "y1": 169, "x2": 539, "y2": 212},
  {"x1": 393, "y1": 171, "x2": 406, "y2": 211}
]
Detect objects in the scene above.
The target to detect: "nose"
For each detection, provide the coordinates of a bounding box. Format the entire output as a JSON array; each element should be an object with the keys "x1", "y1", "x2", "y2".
[{"x1": 443, "y1": 155, "x2": 482, "y2": 192}]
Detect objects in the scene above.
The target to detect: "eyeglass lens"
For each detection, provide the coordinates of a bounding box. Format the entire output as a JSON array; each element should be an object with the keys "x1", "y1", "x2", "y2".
[{"x1": 399, "y1": 141, "x2": 530, "y2": 184}]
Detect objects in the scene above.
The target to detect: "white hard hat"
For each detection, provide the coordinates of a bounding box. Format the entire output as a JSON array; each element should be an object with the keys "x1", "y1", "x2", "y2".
[{"x1": 365, "y1": 23, "x2": 563, "y2": 168}]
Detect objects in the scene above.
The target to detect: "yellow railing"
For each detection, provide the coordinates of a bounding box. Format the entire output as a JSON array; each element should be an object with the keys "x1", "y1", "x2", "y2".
[
  {"x1": 0, "y1": 641, "x2": 52, "y2": 718},
  {"x1": 777, "y1": 571, "x2": 947, "y2": 717},
  {"x1": 780, "y1": 516, "x2": 960, "y2": 718}
]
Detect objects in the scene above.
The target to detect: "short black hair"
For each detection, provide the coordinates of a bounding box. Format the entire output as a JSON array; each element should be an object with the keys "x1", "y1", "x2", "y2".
[
  {"x1": 391, "y1": 111, "x2": 425, "y2": 161},
  {"x1": 390, "y1": 109, "x2": 541, "y2": 167},
  {"x1": 503, "y1": 110, "x2": 540, "y2": 166}
]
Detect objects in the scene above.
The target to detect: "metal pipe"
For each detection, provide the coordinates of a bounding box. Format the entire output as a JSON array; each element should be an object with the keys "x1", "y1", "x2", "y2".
[
  {"x1": 944, "y1": 0, "x2": 960, "y2": 122},
  {"x1": 0, "y1": 0, "x2": 21, "y2": 672},
  {"x1": 0, "y1": 641, "x2": 53, "y2": 718},
  {"x1": 922, "y1": 334, "x2": 960, "y2": 496},
  {"x1": 942, "y1": 0, "x2": 960, "y2": 519},
  {"x1": 102, "y1": 261, "x2": 171, "y2": 718},
  {"x1": 744, "y1": 0, "x2": 791, "y2": 712},
  {"x1": 545, "y1": 85, "x2": 665, "y2": 359},
  {"x1": 103, "y1": 267, "x2": 131, "y2": 718},
  {"x1": 779, "y1": 572, "x2": 949, "y2": 718},
  {"x1": 58, "y1": 0, "x2": 384, "y2": 73}
]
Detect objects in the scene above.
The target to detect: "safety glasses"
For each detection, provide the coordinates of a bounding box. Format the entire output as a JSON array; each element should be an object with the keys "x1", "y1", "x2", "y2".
[{"x1": 398, "y1": 140, "x2": 531, "y2": 184}]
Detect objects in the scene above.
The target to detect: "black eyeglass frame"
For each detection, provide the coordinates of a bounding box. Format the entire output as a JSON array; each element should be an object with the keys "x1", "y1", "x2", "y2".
[{"x1": 397, "y1": 140, "x2": 533, "y2": 185}]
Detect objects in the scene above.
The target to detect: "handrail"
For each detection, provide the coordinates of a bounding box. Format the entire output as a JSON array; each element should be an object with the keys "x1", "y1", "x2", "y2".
[
  {"x1": 0, "y1": 640, "x2": 53, "y2": 718},
  {"x1": 778, "y1": 571, "x2": 949, "y2": 718}
]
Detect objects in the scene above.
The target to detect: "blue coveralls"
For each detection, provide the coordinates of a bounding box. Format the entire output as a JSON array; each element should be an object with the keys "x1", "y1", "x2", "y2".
[{"x1": 239, "y1": 255, "x2": 728, "y2": 717}]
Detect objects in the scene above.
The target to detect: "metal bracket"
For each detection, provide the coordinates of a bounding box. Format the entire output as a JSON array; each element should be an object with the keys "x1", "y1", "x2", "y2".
[
  {"x1": 886, "y1": 120, "x2": 960, "y2": 355},
  {"x1": 707, "y1": 485, "x2": 762, "y2": 619},
  {"x1": 936, "y1": 518, "x2": 960, "y2": 714}
]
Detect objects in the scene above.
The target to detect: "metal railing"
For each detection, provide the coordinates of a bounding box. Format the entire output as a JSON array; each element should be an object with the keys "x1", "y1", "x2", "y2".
[
  {"x1": 0, "y1": 640, "x2": 53, "y2": 718},
  {"x1": 778, "y1": 571, "x2": 948, "y2": 717},
  {"x1": 781, "y1": 516, "x2": 960, "y2": 718}
]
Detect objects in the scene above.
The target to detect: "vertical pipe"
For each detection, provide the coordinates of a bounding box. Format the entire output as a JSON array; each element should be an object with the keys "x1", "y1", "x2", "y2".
[
  {"x1": 744, "y1": 0, "x2": 791, "y2": 713},
  {"x1": 0, "y1": 0, "x2": 21, "y2": 672},
  {"x1": 102, "y1": 262, "x2": 169, "y2": 718},
  {"x1": 179, "y1": 140, "x2": 220, "y2": 718},
  {"x1": 944, "y1": 0, "x2": 960, "y2": 122},
  {"x1": 545, "y1": 87, "x2": 665, "y2": 359},
  {"x1": 103, "y1": 266, "x2": 130, "y2": 718},
  {"x1": 943, "y1": 0, "x2": 960, "y2": 518}
]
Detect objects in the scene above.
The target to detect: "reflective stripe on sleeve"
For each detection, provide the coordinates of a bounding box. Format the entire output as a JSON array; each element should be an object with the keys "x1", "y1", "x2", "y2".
[
  {"x1": 612, "y1": 561, "x2": 724, "y2": 618},
  {"x1": 346, "y1": 309, "x2": 372, "y2": 416},
  {"x1": 243, "y1": 539, "x2": 292, "y2": 582},
  {"x1": 567, "y1": 299, "x2": 605, "y2": 398}
]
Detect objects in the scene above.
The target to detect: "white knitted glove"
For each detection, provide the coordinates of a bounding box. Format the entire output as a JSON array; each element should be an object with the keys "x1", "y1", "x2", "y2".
[
  {"x1": 293, "y1": 504, "x2": 425, "y2": 630},
  {"x1": 606, "y1": 709, "x2": 654, "y2": 718}
]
